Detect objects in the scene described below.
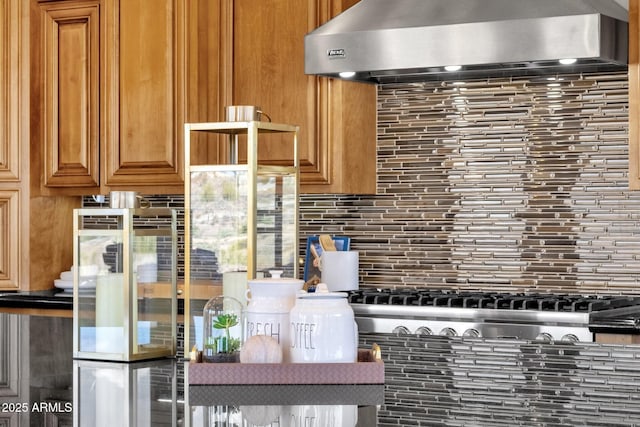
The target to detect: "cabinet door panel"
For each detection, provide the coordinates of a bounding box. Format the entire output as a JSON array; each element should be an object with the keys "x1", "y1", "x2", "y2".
[
  {"x1": 231, "y1": 0, "x2": 376, "y2": 193},
  {"x1": 233, "y1": 0, "x2": 322, "y2": 179},
  {"x1": 0, "y1": 190, "x2": 19, "y2": 289},
  {"x1": 106, "y1": 0, "x2": 184, "y2": 186},
  {"x1": 40, "y1": 2, "x2": 100, "y2": 188},
  {"x1": 0, "y1": 0, "x2": 21, "y2": 181}
]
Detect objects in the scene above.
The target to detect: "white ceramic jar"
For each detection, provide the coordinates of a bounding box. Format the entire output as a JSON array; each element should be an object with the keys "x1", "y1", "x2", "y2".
[
  {"x1": 289, "y1": 286, "x2": 358, "y2": 363},
  {"x1": 244, "y1": 271, "x2": 304, "y2": 362}
]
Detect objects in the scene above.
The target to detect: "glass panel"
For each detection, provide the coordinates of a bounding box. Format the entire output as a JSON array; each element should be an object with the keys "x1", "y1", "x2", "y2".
[
  {"x1": 256, "y1": 174, "x2": 297, "y2": 277},
  {"x1": 189, "y1": 169, "x2": 246, "y2": 351},
  {"x1": 134, "y1": 234, "x2": 173, "y2": 356},
  {"x1": 190, "y1": 169, "x2": 247, "y2": 274},
  {"x1": 77, "y1": 234, "x2": 123, "y2": 354},
  {"x1": 188, "y1": 169, "x2": 297, "y2": 352}
]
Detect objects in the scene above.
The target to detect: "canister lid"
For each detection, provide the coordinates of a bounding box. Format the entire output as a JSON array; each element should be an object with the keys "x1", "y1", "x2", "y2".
[
  {"x1": 247, "y1": 270, "x2": 304, "y2": 286},
  {"x1": 296, "y1": 283, "x2": 348, "y2": 299}
]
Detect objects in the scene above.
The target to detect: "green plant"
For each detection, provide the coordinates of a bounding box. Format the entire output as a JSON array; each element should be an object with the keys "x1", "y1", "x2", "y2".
[{"x1": 209, "y1": 313, "x2": 240, "y2": 353}]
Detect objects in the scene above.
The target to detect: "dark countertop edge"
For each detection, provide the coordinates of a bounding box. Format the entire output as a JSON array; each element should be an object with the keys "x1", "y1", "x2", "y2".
[
  {"x1": 589, "y1": 323, "x2": 640, "y2": 334},
  {"x1": 0, "y1": 290, "x2": 185, "y2": 314},
  {"x1": 590, "y1": 327, "x2": 640, "y2": 334},
  {"x1": 2, "y1": 291, "x2": 639, "y2": 334},
  {"x1": 0, "y1": 290, "x2": 73, "y2": 310}
]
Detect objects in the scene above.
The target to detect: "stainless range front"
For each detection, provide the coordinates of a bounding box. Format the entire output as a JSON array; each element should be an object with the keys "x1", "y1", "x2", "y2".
[{"x1": 348, "y1": 289, "x2": 640, "y2": 342}]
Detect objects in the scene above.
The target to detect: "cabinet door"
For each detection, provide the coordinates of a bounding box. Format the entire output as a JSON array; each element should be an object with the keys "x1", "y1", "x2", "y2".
[
  {"x1": 0, "y1": 190, "x2": 20, "y2": 290},
  {"x1": 230, "y1": 0, "x2": 376, "y2": 194},
  {"x1": 0, "y1": 0, "x2": 22, "y2": 291},
  {"x1": 104, "y1": 0, "x2": 185, "y2": 188},
  {"x1": 0, "y1": 0, "x2": 22, "y2": 182},
  {"x1": 36, "y1": 0, "x2": 101, "y2": 189}
]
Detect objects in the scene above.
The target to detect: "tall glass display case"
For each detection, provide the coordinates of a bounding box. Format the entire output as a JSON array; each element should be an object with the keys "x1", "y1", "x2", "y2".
[
  {"x1": 183, "y1": 121, "x2": 299, "y2": 353},
  {"x1": 72, "y1": 208, "x2": 178, "y2": 361}
]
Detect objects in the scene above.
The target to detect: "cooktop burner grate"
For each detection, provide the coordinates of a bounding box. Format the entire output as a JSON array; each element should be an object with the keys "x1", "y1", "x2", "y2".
[{"x1": 347, "y1": 289, "x2": 640, "y2": 313}]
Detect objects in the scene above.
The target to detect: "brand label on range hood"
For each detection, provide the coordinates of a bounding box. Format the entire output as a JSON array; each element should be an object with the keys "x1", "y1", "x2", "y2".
[{"x1": 327, "y1": 48, "x2": 346, "y2": 59}]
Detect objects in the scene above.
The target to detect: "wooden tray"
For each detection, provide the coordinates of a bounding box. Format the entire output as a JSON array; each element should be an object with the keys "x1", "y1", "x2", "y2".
[{"x1": 188, "y1": 349, "x2": 384, "y2": 385}]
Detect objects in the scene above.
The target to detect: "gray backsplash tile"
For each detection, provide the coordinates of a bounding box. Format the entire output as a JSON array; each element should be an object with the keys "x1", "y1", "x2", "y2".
[
  {"x1": 85, "y1": 71, "x2": 638, "y2": 295},
  {"x1": 301, "y1": 71, "x2": 640, "y2": 295},
  {"x1": 362, "y1": 333, "x2": 640, "y2": 427}
]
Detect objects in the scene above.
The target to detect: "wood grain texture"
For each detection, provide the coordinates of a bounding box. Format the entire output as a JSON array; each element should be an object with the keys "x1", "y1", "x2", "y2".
[
  {"x1": 0, "y1": 0, "x2": 21, "y2": 181},
  {"x1": 0, "y1": 0, "x2": 27, "y2": 291},
  {"x1": 230, "y1": 0, "x2": 376, "y2": 194},
  {"x1": 39, "y1": 1, "x2": 100, "y2": 188},
  {"x1": 630, "y1": 0, "x2": 639, "y2": 189},
  {"x1": 28, "y1": 196, "x2": 79, "y2": 291},
  {"x1": 106, "y1": 0, "x2": 185, "y2": 187}
]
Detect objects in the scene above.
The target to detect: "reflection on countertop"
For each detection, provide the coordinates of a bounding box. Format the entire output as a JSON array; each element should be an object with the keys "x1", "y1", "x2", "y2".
[{"x1": 0, "y1": 312, "x2": 379, "y2": 426}]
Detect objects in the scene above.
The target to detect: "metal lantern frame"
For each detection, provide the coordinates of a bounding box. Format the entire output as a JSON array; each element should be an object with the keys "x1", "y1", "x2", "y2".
[
  {"x1": 72, "y1": 207, "x2": 178, "y2": 361},
  {"x1": 183, "y1": 121, "x2": 300, "y2": 354}
]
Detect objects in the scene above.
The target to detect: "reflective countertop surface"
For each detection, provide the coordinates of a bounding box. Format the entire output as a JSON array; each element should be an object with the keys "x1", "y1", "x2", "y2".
[{"x1": 0, "y1": 312, "x2": 379, "y2": 426}]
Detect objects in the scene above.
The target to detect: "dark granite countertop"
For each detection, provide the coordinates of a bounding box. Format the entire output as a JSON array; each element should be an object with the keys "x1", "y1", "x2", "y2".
[
  {"x1": 589, "y1": 310, "x2": 640, "y2": 334},
  {"x1": 0, "y1": 289, "x2": 186, "y2": 314},
  {"x1": 0, "y1": 289, "x2": 72, "y2": 310},
  {"x1": 2, "y1": 290, "x2": 640, "y2": 334}
]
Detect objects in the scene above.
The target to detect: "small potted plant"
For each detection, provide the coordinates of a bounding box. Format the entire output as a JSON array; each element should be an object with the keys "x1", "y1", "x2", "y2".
[{"x1": 203, "y1": 296, "x2": 243, "y2": 363}]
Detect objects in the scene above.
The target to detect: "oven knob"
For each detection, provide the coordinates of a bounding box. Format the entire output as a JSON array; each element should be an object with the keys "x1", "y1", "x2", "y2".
[
  {"x1": 535, "y1": 333, "x2": 553, "y2": 342},
  {"x1": 463, "y1": 328, "x2": 480, "y2": 338},
  {"x1": 415, "y1": 326, "x2": 433, "y2": 336},
  {"x1": 561, "y1": 334, "x2": 579, "y2": 343},
  {"x1": 439, "y1": 327, "x2": 457, "y2": 337},
  {"x1": 392, "y1": 326, "x2": 411, "y2": 335}
]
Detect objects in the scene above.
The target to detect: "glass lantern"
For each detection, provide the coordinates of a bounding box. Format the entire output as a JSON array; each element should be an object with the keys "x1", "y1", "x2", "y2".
[
  {"x1": 72, "y1": 208, "x2": 177, "y2": 361},
  {"x1": 202, "y1": 296, "x2": 244, "y2": 363},
  {"x1": 183, "y1": 121, "x2": 299, "y2": 353}
]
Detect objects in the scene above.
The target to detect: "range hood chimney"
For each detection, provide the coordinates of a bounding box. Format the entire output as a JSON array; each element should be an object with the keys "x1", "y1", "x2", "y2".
[{"x1": 304, "y1": 0, "x2": 628, "y2": 84}]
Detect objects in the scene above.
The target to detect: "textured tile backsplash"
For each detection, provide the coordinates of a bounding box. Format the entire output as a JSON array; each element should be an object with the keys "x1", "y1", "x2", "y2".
[
  {"x1": 300, "y1": 71, "x2": 640, "y2": 295},
  {"x1": 85, "y1": 71, "x2": 639, "y2": 295},
  {"x1": 361, "y1": 333, "x2": 640, "y2": 427}
]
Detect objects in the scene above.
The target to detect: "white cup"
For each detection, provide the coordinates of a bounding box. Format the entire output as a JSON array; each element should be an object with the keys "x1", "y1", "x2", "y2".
[{"x1": 320, "y1": 251, "x2": 359, "y2": 291}]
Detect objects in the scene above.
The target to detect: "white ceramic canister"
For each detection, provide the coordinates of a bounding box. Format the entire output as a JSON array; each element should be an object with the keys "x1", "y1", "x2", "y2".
[
  {"x1": 289, "y1": 284, "x2": 358, "y2": 363},
  {"x1": 244, "y1": 271, "x2": 304, "y2": 362}
]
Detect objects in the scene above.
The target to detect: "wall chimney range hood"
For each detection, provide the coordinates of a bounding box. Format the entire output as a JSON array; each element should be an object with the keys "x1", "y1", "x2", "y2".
[{"x1": 304, "y1": 0, "x2": 629, "y2": 84}]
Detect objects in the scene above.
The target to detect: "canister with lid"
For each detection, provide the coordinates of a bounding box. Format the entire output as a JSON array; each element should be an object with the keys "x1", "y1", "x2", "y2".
[
  {"x1": 289, "y1": 284, "x2": 358, "y2": 363},
  {"x1": 244, "y1": 271, "x2": 304, "y2": 362}
]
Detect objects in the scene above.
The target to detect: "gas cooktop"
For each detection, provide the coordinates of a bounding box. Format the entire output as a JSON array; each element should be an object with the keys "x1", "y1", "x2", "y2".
[{"x1": 348, "y1": 288, "x2": 640, "y2": 342}]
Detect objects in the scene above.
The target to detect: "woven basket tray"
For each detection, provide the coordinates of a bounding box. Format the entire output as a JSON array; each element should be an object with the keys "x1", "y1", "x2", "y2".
[{"x1": 188, "y1": 349, "x2": 384, "y2": 385}]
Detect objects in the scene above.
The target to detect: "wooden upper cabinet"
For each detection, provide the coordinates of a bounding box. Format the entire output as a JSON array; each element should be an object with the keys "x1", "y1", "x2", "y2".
[
  {"x1": 35, "y1": 1, "x2": 100, "y2": 189},
  {"x1": 104, "y1": 0, "x2": 184, "y2": 188},
  {"x1": 630, "y1": 0, "x2": 640, "y2": 189},
  {"x1": 32, "y1": 0, "x2": 219, "y2": 194},
  {"x1": 0, "y1": 0, "x2": 22, "y2": 182},
  {"x1": 229, "y1": 0, "x2": 377, "y2": 194}
]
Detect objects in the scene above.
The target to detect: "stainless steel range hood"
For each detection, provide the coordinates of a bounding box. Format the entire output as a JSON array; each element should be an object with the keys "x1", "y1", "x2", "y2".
[{"x1": 304, "y1": 0, "x2": 628, "y2": 84}]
